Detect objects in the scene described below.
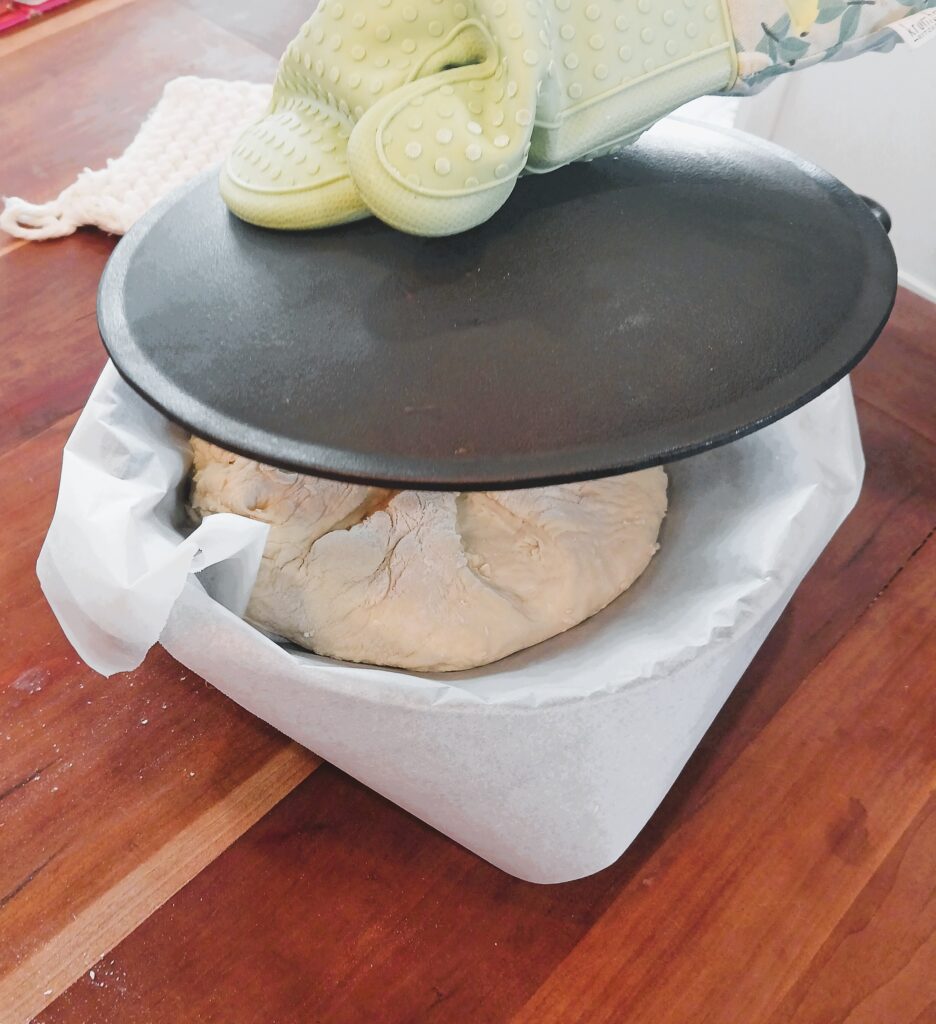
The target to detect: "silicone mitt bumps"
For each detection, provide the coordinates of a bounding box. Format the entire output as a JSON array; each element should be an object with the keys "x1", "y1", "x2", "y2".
[{"x1": 221, "y1": 0, "x2": 738, "y2": 235}]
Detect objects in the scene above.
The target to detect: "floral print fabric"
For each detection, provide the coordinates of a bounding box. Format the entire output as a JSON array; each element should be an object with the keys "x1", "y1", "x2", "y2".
[{"x1": 727, "y1": 0, "x2": 935, "y2": 91}]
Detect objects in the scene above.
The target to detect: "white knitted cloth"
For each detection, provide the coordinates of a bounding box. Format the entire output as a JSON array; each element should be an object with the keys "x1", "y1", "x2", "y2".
[
  {"x1": 2, "y1": 74, "x2": 741, "y2": 241},
  {"x1": 0, "y1": 77, "x2": 271, "y2": 240}
]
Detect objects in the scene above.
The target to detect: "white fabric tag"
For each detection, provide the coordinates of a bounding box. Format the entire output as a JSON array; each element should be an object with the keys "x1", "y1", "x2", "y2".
[{"x1": 892, "y1": 8, "x2": 936, "y2": 47}]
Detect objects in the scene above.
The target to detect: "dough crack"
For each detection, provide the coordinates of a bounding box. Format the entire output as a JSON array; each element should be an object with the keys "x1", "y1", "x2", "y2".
[
  {"x1": 328, "y1": 488, "x2": 399, "y2": 533},
  {"x1": 454, "y1": 493, "x2": 541, "y2": 618}
]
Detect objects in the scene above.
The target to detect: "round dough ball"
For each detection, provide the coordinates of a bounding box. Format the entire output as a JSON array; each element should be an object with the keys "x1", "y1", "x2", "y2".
[{"x1": 188, "y1": 440, "x2": 667, "y2": 672}]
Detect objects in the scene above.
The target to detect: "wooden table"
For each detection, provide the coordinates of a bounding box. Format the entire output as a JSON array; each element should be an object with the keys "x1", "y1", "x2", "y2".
[{"x1": 1, "y1": 3, "x2": 934, "y2": 1022}]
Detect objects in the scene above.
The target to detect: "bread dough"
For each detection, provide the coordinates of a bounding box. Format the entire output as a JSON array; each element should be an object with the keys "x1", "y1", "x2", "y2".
[{"x1": 188, "y1": 440, "x2": 667, "y2": 672}]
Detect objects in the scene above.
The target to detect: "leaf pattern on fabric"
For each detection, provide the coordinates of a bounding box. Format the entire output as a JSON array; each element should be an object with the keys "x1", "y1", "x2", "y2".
[
  {"x1": 731, "y1": 0, "x2": 936, "y2": 87},
  {"x1": 838, "y1": 3, "x2": 863, "y2": 42},
  {"x1": 815, "y1": 3, "x2": 847, "y2": 24}
]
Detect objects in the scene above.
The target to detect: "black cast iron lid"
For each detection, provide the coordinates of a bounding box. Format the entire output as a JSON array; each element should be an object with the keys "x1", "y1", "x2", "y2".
[{"x1": 98, "y1": 119, "x2": 896, "y2": 490}]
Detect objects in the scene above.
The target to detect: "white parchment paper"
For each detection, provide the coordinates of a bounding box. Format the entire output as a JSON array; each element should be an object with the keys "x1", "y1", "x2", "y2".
[{"x1": 37, "y1": 365, "x2": 863, "y2": 880}]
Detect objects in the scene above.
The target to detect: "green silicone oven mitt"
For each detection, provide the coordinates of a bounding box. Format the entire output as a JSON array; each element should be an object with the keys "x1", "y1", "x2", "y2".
[{"x1": 221, "y1": 0, "x2": 738, "y2": 235}]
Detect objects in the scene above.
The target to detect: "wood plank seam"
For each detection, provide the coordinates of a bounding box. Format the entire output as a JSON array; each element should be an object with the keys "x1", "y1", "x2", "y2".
[
  {"x1": 856, "y1": 388, "x2": 936, "y2": 456},
  {"x1": 0, "y1": 239, "x2": 31, "y2": 258},
  {"x1": 0, "y1": 759, "x2": 57, "y2": 807},
  {"x1": 0, "y1": 851, "x2": 62, "y2": 915},
  {"x1": 510, "y1": 531, "x2": 936, "y2": 1024},
  {"x1": 862, "y1": 524, "x2": 936, "y2": 630},
  {"x1": 781, "y1": 514, "x2": 936, "y2": 690},
  {"x1": 0, "y1": 0, "x2": 141, "y2": 59},
  {"x1": 0, "y1": 744, "x2": 320, "y2": 1024}
]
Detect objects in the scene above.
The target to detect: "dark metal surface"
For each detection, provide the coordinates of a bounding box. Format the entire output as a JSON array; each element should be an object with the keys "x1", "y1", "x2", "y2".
[
  {"x1": 98, "y1": 120, "x2": 897, "y2": 489},
  {"x1": 858, "y1": 195, "x2": 892, "y2": 235}
]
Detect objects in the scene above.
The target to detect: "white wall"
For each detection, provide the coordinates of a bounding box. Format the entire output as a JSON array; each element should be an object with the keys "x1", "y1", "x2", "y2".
[{"x1": 735, "y1": 45, "x2": 936, "y2": 302}]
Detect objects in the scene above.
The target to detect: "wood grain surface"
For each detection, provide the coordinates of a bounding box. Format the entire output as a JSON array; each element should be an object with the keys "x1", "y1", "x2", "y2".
[
  {"x1": 0, "y1": 10, "x2": 317, "y2": 1022},
  {"x1": 0, "y1": 414, "x2": 319, "y2": 1024},
  {"x1": 1, "y1": 3, "x2": 934, "y2": 1023}
]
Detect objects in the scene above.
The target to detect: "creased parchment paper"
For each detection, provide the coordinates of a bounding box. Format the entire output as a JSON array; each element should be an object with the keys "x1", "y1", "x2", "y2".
[{"x1": 38, "y1": 365, "x2": 863, "y2": 881}]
